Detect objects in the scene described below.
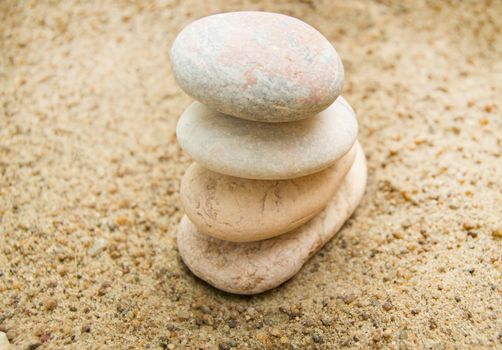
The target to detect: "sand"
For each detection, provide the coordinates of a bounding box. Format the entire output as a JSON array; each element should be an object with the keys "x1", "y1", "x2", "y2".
[{"x1": 0, "y1": 1, "x2": 501, "y2": 349}]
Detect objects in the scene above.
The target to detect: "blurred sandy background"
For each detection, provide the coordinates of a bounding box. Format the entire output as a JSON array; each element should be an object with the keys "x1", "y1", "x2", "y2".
[{"x1": 1, "y1": 0, "x2": 501, "y2": 349}]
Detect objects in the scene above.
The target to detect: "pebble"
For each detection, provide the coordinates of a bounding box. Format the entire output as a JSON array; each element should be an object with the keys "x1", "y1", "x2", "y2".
[
  {"x1": 176, "y1": 144, "x2": 367, "y2": 294},
  {"x1": 158, "y1": 336, "x2": 169, "y2": 349},
  {"x1": 303, "y1": 318, "x2": 316, "y2": 327},
  {"x1": 176, "y1": 97, "x2": 358, "y2": 180},
  {"x1": 382, "y1": 301, "x2": 393, "y2": 311},
  {"x1": 180, "y1": 144, "x2": 357, "y2": 242},
  {"x1": 269, "y1": 328, "x2": 281, "y2": 337},
  {"x1": 320, "y1": 315, "x2": 332, "y2": 326},
  {"x1": 88, "y1": 237, "x2": 108, "y2": 257},
  {"x1": 312, "y1": 333, "x2": 323, "y2": 343},
  {"x1": 492, "y1": 228, "x2": 502, "y2": 238},
  {"x1": 372, "y1": 331, "x2": 381, "y2": 342},
  {"x1": 199, "y1": 305, "x2": 210, "y2": 314},
  {"x1": 171, "y1": 11, "x2": 344, "y2": 122},
  {"x1": 81, "y1": 322, "x2": 91, "y2": 333},
  {"x1": 383, "y1": 329, "x2": 393, "y2": 339},
  {"x1": 342, "y1": 293, "x2": 357, "y2": 304},
  {"x1": 219, "y1": 343, "x2": 230, "y2": 350},
  {"x1": 44, "y1": 298, "x2": 58, "y2": 311},
  {"x1": 0, "y1": 332, "x2": 10, "y2": 350}
]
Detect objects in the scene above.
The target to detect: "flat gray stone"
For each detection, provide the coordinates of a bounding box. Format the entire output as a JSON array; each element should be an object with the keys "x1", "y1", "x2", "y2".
[
  {"x1": 176, "y1": 142, "x2": 367, "y2": 295},
  {"x1": 170, "y1": 11, "x2": 344, "y2": 122},
  {"x1": 176, "y1": 96, "x2": 358, "y2": 180},
  {"x1": 180, "y1": 143, "x2": 357, "y2": 242}
]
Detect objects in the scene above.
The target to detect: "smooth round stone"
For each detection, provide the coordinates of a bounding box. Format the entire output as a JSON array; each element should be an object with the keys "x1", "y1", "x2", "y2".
[
  {"x1": 177, "y1": 142, "x2": 367, "y2": 295},
  {"x1": 0, "y1": 332, "x2": 10, "y2": 350},
  {"x1": 170, "y1": 11, "x2": 344, "y2": 122},
  {"x1": 180, "y1": 143, "x2": 357, "y2": 242},
  {"x1": 176, "y1": 96, "x2": 358, "y2": 180}
]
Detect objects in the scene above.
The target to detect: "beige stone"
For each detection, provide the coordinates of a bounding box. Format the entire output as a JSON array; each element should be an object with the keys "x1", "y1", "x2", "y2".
[
  {"x1": 176, "y1": 96, "x2": 358, "y2": 180},
  {"x1": 180, "y1": 143, "x2": 357, "y2": 242},
  {"x1": 176, "y1": 142, "x2": 367, "y2": 294},
  {"x1": 171, "y1": 11, "x2": 344, "y2": 122},
  {"x1": 0, "y1": 332, "x2": 10, "y2": 350}
]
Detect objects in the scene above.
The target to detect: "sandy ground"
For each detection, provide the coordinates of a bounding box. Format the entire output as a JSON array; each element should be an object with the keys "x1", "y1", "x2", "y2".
[{"x1": 1, "y1": 0, "x2": 501, "y2": 349}]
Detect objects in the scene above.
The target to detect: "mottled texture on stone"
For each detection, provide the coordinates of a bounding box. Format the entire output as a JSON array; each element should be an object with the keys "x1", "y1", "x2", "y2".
[
  {"x1": 177, "y1": 143, "x2": 367, "y2": 295},
  {"x1": 180, "y1": 143, "x2": 357, "y2": 242},
  {"x1": 176, "y1": 96, "x2": 358, "y2": 180},
  {"x1": 170, "y1": 11, "x2": 344, "y2": 122}
]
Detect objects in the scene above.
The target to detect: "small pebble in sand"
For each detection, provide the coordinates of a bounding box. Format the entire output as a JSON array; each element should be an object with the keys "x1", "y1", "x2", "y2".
[
  {"x1": 382, "y1": 301, "x2": 393, "y2": 311},
  {"x1": 492, "y1": 228, "x2": 502, "y2": 239},
  {"x1": 383, "y1": 329, "x2": 393, "y2": 339},
  {"x1": 0, "y1": 332, "x2": 10, "y2": 350},
  {"x1": 26, "y1": 343, "x2": 41, "y2": 350},
  {"x1": 44, "y1": 298, "x2": 58, "y2": 311},
  {"x1": 81, "y1": 323, "x2": 91, "y2": 333},
  {"x1": 269, "y1": 328, "x2": 281, "y2": 337},
  {"x1": 312, "y1": 333, "x2": 323, "y2": 343},
  {"x1": 343, "y1": 293, "x2": 357, "y2": 304},
  {"x1": 321, "y1": 315, "x2": 332, "y2": 326},
  {"x1": 218, "y1": 343, "x2": 230, "y2": 350},
  {"x1": 88, "y1": 238, "x2": 108, "y2": 257},
  {"x1": 303, "y1": 318, "x2": 316, "y2": 327},
  {"x1": 372, "y1": 331, "x2": 381, "y2": 342},
  {"x1": 158, "y1": 335, "x2": 169, "y2": 349}
]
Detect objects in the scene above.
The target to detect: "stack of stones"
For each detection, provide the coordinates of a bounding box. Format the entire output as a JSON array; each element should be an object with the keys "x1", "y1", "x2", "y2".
[{"x1": 170, "y1": 12, "x2": 367, "y2": 295}]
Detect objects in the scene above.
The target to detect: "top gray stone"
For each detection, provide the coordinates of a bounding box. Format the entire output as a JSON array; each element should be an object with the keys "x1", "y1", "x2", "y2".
[{"x1": 170, "y1": 11, "x2": 344, "y2": 122}]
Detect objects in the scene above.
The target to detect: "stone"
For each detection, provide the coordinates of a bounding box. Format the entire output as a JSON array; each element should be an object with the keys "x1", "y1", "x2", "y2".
[
  {"x1": 88, "y1": 237, "x2": 108, "y2": 257},
  {"x1": 0, "y1": 332, "x2": 10, "y2": 350},
  {"x1": 176, "y1": 142, "x2": 367, "y2": 294},
  {"x1": 176, "y1": 96, "x2": 358, "y2": 180},
  {"x1": 170, "y1": 11, "x2": 344, "y2": 122},
  {"x1": 180, "y1": 143, "x2": 357, "y2": 242}
]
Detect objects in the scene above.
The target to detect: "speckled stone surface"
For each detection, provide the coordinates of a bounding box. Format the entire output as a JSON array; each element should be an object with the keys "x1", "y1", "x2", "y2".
[
  {"x1": 180, "y1": 142, "x2": 357, "y2": 242},
  {"x1": 170, "y1": 11, "x2": 344, "y2": 122},
  {"x1": 177, "y1": 142, "x2": 367, "y2": 294},
  {"x1": 176, "y1": 96, "x2": 358, "y2": 180}
]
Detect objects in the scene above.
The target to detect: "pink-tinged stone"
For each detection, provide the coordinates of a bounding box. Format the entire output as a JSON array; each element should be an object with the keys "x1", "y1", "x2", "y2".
[
  {"x1": 180, "y1": 143, "x2": 357, "y2": 242},
  {"x1": 176, "y1": 96, "x2": 358, "y2": 180},
  {"x1": 176, "y1": 142, "x2": 367, "y2": 295},
  {"x1": 170, "y1": 11, "x2": 344, "y2": 122}
]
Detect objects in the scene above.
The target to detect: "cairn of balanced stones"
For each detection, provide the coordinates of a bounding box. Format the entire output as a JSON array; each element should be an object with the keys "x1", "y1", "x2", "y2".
[{"x1": 170, "y1": 11, "x2": 367, "y2": 295}]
